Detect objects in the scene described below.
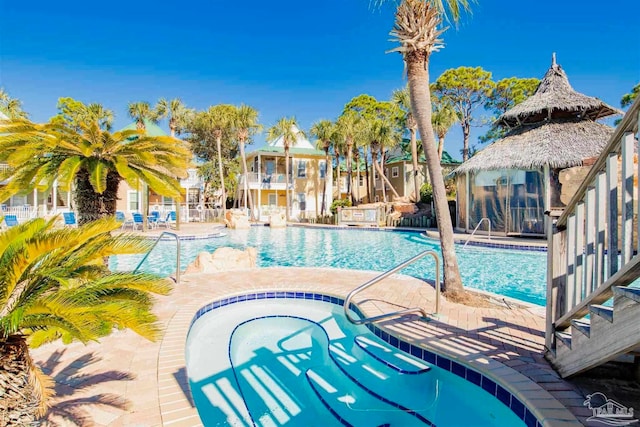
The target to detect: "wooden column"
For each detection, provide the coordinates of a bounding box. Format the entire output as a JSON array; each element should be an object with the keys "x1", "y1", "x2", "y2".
[{"x1": 607, "y1": 153, "x2": 619, "y2": 277}]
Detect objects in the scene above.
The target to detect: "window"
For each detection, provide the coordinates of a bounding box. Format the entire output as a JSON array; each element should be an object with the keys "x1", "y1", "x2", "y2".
[
  {"x1": 128, "y1": 191, "x2": 139, "y2": 212},
  {"x1": 319, "y1": 161, "x2": 326, "y2": 179},
  {"x1": 298, "y1": 193, "x2": 306, "y2": 211},
  {"x1": 297, "y1": 160, "x2": 307, "y2": 178},
  {"x1": 162, "y1": 196, "x2": 174, "y2": 206},
  {"x1": 359, "y1": 176, "x2": 364, "y2": 186},
  {"x1": 392, "y1": 167, "x2": 399, "y2": 178},
  {"x1": 268, "y1": 194, "x2": 277, "y2": 206}
]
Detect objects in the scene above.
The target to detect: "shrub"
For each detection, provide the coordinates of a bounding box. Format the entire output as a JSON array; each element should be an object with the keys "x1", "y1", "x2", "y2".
[
  {"x1": 420, "y1": 183, "x2": 433, "y2": 203},
  {"x1": 330, "y1": 198, "x2": 352, "y2": 215}
]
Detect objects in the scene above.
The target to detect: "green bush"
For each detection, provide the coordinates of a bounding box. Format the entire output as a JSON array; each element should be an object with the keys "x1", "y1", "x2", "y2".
[
  {"x1": 330, "y1": 198, "x2": 352, "y2": 215},
  {"x1": 420, "y1": 183, "x2": 433, "y2": 203}
]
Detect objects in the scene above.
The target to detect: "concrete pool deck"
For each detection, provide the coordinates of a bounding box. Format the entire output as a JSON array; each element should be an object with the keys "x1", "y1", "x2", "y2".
[{"x1": 30, "y1": 224, "x2": 595, "y2": 426}]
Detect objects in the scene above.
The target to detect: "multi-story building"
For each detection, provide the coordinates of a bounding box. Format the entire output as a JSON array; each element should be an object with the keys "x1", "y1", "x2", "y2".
[{"x1": 240, "y1": 128, "x2": 332, "y2": 221}]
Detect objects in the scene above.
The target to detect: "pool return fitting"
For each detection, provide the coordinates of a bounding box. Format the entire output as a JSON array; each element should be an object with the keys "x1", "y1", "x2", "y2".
[{"x1": 343, "y1": 249, "x2": 441, "y2": 325}]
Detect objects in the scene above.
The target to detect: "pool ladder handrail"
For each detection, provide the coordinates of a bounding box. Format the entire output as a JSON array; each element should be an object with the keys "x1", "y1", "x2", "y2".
[
  {"x1": 344, "y1": 249, "x2": 440, "y2": 325},
  {"x1": 462, "y1": 217, "x2": 491, "y2": 249},
  {"x1": 134, "y1": 231, "x2": 181, "y2": 285}
]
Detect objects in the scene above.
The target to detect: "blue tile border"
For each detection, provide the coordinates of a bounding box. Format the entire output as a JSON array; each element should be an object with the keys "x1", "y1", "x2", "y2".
[{"x1": 190, "y1": 292, "x2": 542, "y2": 426}]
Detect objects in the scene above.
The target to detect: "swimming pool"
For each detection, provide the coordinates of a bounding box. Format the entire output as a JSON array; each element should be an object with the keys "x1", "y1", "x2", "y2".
[
  {"x1": 186, "y1": 296, "x2": 531, "y2": 426},
  {"x1": 110, "y1": 226, "x2": 547, "y2": 305}
]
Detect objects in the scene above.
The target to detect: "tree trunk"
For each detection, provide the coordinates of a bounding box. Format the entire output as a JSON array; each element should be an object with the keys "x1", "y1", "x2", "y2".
[
  {"x1": 239, "y1": 140, "x2": 256, "y2": 221},
  {"x1": 0, "y1": 336, "x2": 43, "y2": 424},
  {"x1": 216, "y1": 134, "x2": 226, "y2": 218},
  {"x1": 407, "y1": 53, "x2": 463, "y2": 293},
  {"x1": 321, "y1": 147, "x2": 329, "y2": 216},
  {"x1": 335, "y1": 154, "x2": 341, "y2": 202},
  {"x1": 437, "y1": 134, "x2": 445, "y2": 162},
  {"x1": 364, "y1": 151, "x2": 371, "y2": 203},
  {"x1": 285, "y1": 146, "x2": 290, "y2": 222},
  {"x1": 462, "y1": 122, "x2": 470, "y2": 162},
  {"x1": 346, "y1": 141, "x2": 353, "y2": 201},
  {"x1": 74, "y1": 169, "x2": 120, "y2": 225},
  {"x1": 374, "y1": 156, "x2": 399, "y2": 200},
  {"x1": 409, "y1": 121, "x2": 420, "y2": 202}
]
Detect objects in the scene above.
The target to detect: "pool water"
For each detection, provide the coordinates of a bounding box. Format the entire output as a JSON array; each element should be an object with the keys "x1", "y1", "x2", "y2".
[
  {"x1": 186, "y1": 298, "x2": 526, "y2": 426},
  {"x1": 110, "y1": 227, "x2": 547, "y2": 305}
]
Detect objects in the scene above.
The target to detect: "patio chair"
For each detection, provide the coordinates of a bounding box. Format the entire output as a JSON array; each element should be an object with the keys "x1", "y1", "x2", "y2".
[
  {"x1": 3, "y1": 215, "x2": 18, "y2": 228},
  {"x1": 157, "y1": 211, "x2": 176, "y2": 229},
  {"x1": 63, "y1": 212, "x2": 77, "y2": 227},
  {"x1": 132, "y1": 213, "x2": 144, "y2": 230},
  {"x1": 149, "y1": 211, "x2": 160, "y2": 229}
]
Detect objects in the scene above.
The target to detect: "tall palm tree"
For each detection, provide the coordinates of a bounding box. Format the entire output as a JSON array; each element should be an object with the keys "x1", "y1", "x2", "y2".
[
  {"x1": 0, "y1": 118, "x2": 190, "y2": 225},
  {"x1": 0, "y1": 217, "x2": 171, "y2": 423},
  {"x1": 0, "y1": 89, "x2": 28, "y2": 120},
  {"x1": 192, "y1": 105, "x2": 235, "y2": 217},
  {"x1": 86, "y1": 103, "x2": 114, "y2": 131},
  {"x1": 333, "y1": 139, "x2": 345, "y2": 203},
  {"x1": 431, "y1": 98, "x2": 459, "y2": 161},
  {"x1": 369, "y1": 118, "x2": 401, "y2": 201},
  {"x1": 155, "y1": 98, "x2": 192, "y2": 137},
  {"x1": 392, "y1": 86, "x2": 420, "y2": 202},
  {"x1": 266, "y1": 117, "x2": 303, "y2": 222},
  {"x1": 310, "y1": 119, "x2": 335, "y2": 216},
  {"x1": 231, "y1": 104, "x2": 262, "y2": 221},
  {"x1": 387, "y1": 0, "x2": 469, "y2": 294},
  {"x1": 335, "y1": 112, "x2": 364, "y2": 204}
]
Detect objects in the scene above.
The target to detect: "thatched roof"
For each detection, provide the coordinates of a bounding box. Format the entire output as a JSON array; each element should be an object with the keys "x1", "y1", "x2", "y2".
[
  {"x1": 453, "y1": 119, "x2": 614, "y2": 174},
  {"x1": 498, "y1": 55, "x2": 620, "y2": 127}
]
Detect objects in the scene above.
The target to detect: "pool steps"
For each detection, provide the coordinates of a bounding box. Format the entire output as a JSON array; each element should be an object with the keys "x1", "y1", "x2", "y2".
[{"x1": 353, "y1": 335, "x2": 431, "y2": 374}]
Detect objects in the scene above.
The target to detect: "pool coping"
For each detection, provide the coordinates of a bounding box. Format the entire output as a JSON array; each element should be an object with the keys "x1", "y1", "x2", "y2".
[{"x1": 158, "y1": 275, "x2": 580, "y2": 427}]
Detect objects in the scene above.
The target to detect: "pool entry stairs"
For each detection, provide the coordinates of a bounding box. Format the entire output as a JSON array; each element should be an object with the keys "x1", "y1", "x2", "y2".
[{"x1": 546, "y1": 98, "x2": 640, "y2": 378}]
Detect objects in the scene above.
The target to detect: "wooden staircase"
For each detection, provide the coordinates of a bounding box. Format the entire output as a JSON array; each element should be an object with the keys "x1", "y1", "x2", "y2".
[{"x1": 546, "y1": 97, "x2": 640, "y2": 378}]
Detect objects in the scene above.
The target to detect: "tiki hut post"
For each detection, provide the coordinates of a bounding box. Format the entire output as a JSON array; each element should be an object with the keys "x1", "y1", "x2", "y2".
[{"x1": 452, "y1": 55, "x2": 620, "y2": 236}]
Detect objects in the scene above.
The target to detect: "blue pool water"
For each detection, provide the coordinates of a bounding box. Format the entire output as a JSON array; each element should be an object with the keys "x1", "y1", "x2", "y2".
[
  {"x1": 110, "y1": 227, "x2": 547, "y2": 305},
  {"x1": 186, "y1": 298, "x2": 527, "y2": 426}
]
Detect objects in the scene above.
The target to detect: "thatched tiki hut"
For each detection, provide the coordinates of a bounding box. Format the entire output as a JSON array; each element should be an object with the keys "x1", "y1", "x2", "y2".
[{"x1": 452, "y1": 55, "x2": 619, "y2": 236}]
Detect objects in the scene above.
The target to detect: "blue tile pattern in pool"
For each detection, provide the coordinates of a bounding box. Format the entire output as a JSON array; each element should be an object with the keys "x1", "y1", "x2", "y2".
[
  {"x1": 113, "y1": 226, "x2": 548, "y2": 305},
  {"x1": 190, "y1": 292, "x2": 544, "y2": 427}
]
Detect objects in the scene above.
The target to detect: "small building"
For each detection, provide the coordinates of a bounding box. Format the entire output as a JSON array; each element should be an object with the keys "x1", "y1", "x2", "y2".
[
  {"x1": 452, "y1": 56, "x2": 619, "y2": 236},
  {"x1": 241, "y1": 127, "x2": 332, "y2": 220}
]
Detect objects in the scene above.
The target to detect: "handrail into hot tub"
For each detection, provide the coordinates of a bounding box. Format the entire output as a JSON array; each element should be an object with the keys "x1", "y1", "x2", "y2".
[{"x1": 344, "y1": 249, "x2": 440, "y2": 325}]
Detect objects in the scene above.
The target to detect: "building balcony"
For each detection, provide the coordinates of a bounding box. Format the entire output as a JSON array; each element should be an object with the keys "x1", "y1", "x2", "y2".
[{"x1": 241, "y1": 173, "x2": 291, "y2": 190}]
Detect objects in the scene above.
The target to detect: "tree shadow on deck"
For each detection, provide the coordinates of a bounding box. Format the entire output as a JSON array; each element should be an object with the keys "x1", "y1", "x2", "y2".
[{"x1": 37, "y1": 350, "x2": 133, "y2": 427}]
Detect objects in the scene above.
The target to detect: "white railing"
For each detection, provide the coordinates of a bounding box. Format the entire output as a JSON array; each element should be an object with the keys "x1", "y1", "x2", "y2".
[{"x1": 546, "y1": 97, "x2": 640, "y2": 351}]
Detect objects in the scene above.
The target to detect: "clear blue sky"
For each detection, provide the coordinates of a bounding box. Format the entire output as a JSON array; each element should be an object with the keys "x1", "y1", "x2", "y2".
[{"x1": 1, "y1": 0, "x2": 638, "y2": 159}]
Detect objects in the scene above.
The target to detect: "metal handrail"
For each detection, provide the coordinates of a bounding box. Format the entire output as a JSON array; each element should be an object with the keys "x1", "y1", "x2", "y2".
[
  {"x1": 463, "y1": 217, "x2": 491, "y2": 248},
  {"x1": 344, "y1": 249, "x2": 440, "y2": 325},
  {"x1": 134, "y1": 232, "x2": 181, "y2": 285}
]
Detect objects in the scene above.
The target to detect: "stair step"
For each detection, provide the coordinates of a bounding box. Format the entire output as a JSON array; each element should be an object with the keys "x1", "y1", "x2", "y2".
[
  {"x1": 589, "y1": 304, "x2": 614, "y2": 322},
  {"x1": 571, "y1": 318, "x2": 591, "y2": 338},
  {"x1": 613, "y1": 286, "x2": 640, "y2": 303},
  {"x1": 555, "y1": 331, "x2": 572, "y2": 349},
  {"x1": 354, "y1": 335, "x2": 430, "y2": 374}
]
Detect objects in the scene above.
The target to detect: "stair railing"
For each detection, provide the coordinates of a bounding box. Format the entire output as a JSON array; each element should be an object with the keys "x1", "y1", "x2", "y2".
[
  {"x1": 463, "y1": 217, "x2": 491, "y2": 248},
  {"x1": 546, "y1": 97, "x2": 640, "y2": 353},
  {"x1": 134, "y1": 232, "x2": 181, "y2": 285},
  {"x1": 344, "y1": 249, "x2": 440, "y2": 325}
]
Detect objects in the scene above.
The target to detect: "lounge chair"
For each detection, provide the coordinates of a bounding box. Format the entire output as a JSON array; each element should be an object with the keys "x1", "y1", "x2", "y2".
[
  {"x1": 157, "y1": 211, "x2": 176, "y2": 229},
  {"x1": 3, "y1": 215, "x2": 18, "y2": 228},
  {"x1": 63, "y1": 212, "x2": 77, "y2": 227},
  {"x1": 132, "y1": 213, "x2": 144, "y2": 230},
  {"x1": 149, "y1": 211, "x2": 160, "y2": 229}
]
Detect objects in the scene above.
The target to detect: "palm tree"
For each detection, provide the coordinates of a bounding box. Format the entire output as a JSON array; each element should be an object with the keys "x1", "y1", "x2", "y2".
[
  {"x1": 310, "y1": 119, "x2": 335, "y2": 216},
  {"x1": 431, "y1": 97, "x2": 459, "y2": 161},
  {"x1": 0, "y1": 217, "x2": 171, "y2": 423},
  {"x1": 387, "y1": 0, "x2": 469, "y2": 294},
  {"x1": 0, "y1": 89, "x2": 28, "y2": 120},
  {"x1": 369, "y1": 117, "x2": 401, "y2": 201},
  {"x1": 86, "y1": 103, "x2": 114, "y2": 131},
  {"x1": 155, "y1": 98, "x2": 192, "y2": 137},
  {"x1": 231, "y1": 104, "x2": 262, "y2": 221},
  {"x1": 335, "y1": 112, "x2": 364, "y2": 204},
  {"x1": 392, "y1": 86, "x2": 420, "y2": 202},
  {"x1": 192, "y1": 105, "x2": 235, "y2": 217},
  {"x1": 266, "y1": 117, "x2": 303, "y2": 222},
  {"x1": 0, "y1": 118, "x2": 190, "y2": 225}
]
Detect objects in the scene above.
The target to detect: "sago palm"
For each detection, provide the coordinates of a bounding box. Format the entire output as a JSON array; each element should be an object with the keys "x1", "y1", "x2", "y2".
[
  {"x1": 266, "y1": 117, "x2": 303, "y2": 222},
  {"x1": 0, "y1": 118, "x2": 190, "y2": 224},
  {"x1": 310, "y1": 119, "x2": 336, "y2": 215},
  {"x1": 387, "y1": 0, "x2": 470, "y2": 293},
  {"x1": 231, "y1": 104, "x2": 262, "y2": 221},
  {"x1": 0, "y1": 217, "x2": 171, "y2": 423},
  {"x1": 392, "y1": 86, "x2": 421, "y2": 202}
]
